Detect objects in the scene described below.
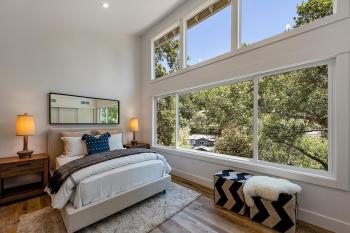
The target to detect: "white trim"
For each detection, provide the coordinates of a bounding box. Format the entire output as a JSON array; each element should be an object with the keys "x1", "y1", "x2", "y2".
[
  {"x1": 152, "y1": 97, "x2": 157, "y2": 145},
  {"x1": 333, "y1": 53, "x2": 350, "y2": 190},
  {"x1": 328, "y1": 61, "x2": 335, "y2": 177},
  {"x1": 171, "y1": 168, "x2": 213, "y2": 188},
  {"x1": 152, "y1": 59, "x2": 343, "y2": 189},
  {"x1": 231, "y1": 0, "x2": 239, "y2": 51},
  {"x1": 154, "y1": 145, "x2": 339, "y2": 189},
  {"x1": 183, "y1": 0, "x2": 232, "y2": 68},
  {"x1": 183, "y1": 0, "x2": 220, "y2": 23},
  {"x1": 155, "y1": 58, "x2": 333, "y2": 97},
  {"x1": 151, "y1": 22, "x2": 180, "y2": 80},
  {"x1": 179, "y1": 18, "x2": 185, "y2": 70},
  {"x1": 253, "y1": 78, "x2": 258, "y2": 160},
  {"x1": 175, "y1": 94, "x2": 180, "y2": 148},
  {"x1": 298, "y1": 208, "x2": 350, "y2": 233},
  {"x1": 150, "y1": 11, "x2": 349, "y2": 83}
]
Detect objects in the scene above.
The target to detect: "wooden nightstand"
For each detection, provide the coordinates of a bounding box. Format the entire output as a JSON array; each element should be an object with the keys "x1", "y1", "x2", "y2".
[
  {"x1": 0, "y1": 153, "x2": 49, "y2": 205},
  {"x1": 123, "y1": 143, "x2": 150, "y2": 149}
]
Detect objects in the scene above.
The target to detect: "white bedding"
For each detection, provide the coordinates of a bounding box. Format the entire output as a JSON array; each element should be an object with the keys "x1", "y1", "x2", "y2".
[
  {"x1": 58, "y1": 155, "x2": 165, "y2": 208},
  {"x1": 48, "y1": 152, "x2": 171, "y2": 209},
  {"x1": 56, "y1": 155, "x2": 85, "y2": 169},
  {"x1": 72, "y1": 160, "x2": 164, "y2": 208}
]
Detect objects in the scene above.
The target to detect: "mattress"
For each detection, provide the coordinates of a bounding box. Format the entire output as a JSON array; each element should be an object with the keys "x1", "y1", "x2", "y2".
[{"x1": 55, "y1": 156, "x2": 165, "y2": 209}]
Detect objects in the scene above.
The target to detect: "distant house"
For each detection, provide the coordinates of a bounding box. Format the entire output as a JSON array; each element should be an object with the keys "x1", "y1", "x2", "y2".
[{"x1": 188, "y1": 134, "x2": 215, "y2": 149}]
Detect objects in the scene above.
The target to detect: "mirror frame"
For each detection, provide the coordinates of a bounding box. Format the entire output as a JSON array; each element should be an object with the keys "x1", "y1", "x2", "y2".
[{"x1": 49, "y1": 92, "x2": 120, "y2": 125}]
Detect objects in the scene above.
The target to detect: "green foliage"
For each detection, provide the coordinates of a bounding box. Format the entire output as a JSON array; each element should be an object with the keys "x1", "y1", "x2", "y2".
[
  {"x1": 106, "y1": 106, "x2": 118, "y2": 123},
  {"x1": 154, "y1": 38, "x2": 180, "y2": 79},
  {"x1": 294, "y1": 0, "x2": 333, "y2": 27},
  {"x1": 157, "y1": 96, "x2": 176, "y2": 146},
  {"x1": 214, "y1": 126, "x2": 253, "y2": 158},
  {"x1": 179, "y1": 81, "x2": 254, "y2": 157},
  {"x1": 258, "y1": 66, "x2": 328, "y2": 170},
  {"x1": 155, "y1": 0, "x2": 331, "y2": 170}
]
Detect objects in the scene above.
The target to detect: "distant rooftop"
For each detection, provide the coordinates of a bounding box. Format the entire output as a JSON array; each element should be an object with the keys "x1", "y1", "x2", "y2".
[{"x1": 188, "y1": 134, "x2": 215, "y2": 141}]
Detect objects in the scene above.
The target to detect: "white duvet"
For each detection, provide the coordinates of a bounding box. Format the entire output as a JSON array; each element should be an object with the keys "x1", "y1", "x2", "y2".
[{"x1": 46, "y1": 152, "x2": 171, "y2": 209}]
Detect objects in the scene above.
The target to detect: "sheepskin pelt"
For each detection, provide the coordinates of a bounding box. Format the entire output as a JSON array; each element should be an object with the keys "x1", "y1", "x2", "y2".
[{"x1": 243, "y1": 176, "x2": 302, "y2": 207}]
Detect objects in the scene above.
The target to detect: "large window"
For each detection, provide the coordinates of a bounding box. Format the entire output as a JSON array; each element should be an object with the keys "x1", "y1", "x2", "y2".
[
  {"x1": 152, "y1": 0, "x2": 335, "y2": 79},
  {"x1": 186, "y1": 0, "x2": 231, "y2": 66},
  {"x1": 153, "y1": 27, "x2": 180, "y2": 79},
  {"x1": 240, "y1": 0, "x2": 334, "y2": 46},
  {"x1": 179, "y1": 81, "x2": 254, "y2": 157},
  {"x1": 155, "y1": 64, "x2": 330, "y2": 171},
  {"x1": 258, "y1": 66, "x2": 329, "y2": 170}
]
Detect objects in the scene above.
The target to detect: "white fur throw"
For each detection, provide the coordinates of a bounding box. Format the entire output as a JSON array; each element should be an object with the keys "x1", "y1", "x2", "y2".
[{"x1": 243, "y1": 176, "x2": 302, "y2": 207}]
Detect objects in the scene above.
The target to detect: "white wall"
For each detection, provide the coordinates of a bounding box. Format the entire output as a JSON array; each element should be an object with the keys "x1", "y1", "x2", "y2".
[
  {"x1": 140, "y1": 0, "x2": 350, "y2": 232},
  {"x1": 0, "y1": 24, "x2": 141, "y2": 157}
]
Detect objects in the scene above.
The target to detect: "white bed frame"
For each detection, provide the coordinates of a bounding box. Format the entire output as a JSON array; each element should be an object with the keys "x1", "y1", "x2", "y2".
[{"x1": 48, "y1": 128, "x2": 171, "y2": 233}]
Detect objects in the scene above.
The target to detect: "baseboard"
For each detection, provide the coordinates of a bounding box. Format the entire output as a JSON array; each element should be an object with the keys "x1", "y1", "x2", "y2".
[
  {"x1": 171, "y1": 168, "x2": 213, "y2": 188},
  {"x1": 172, "y1": 168, "x2": 350, "y2": 233},
  {"x1": 299, "y1": 208, "x2": 350, "y2": 233}
]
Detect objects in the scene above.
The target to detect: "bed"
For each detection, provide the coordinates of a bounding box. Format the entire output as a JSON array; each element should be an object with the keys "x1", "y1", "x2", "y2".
[{"x1": 47, "y1": 128, "x2": 171, "y2": 233}]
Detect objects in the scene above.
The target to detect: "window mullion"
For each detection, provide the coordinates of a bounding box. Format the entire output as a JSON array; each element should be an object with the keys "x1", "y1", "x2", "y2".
[
  {"x1": 152, "y1": 97, "x2": 158, "y2": 146},
  {"x1": 231, "y1": 0, "x2": 240, "y2": 52},
  {"x1": 327, "y1": 62, "x2": 334, "y2": 176},
  {"x1": 175, "y1": 94, "x2": 180, "y2": 148},
  {"x1": 253, "y1": 78, "x2": 259, "y2": 160},
  {"x1": 179, "y1": 18, "x2": 186, "y2": 69}
]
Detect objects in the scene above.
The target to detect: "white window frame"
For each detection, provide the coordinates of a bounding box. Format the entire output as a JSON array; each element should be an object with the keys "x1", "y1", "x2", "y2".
[
  {"x1": 151, "y1": 23, "x2": 180, "y2": 80},
  {"x1": 183, "y1": 0, "x2": 234, "y2": 69},
  {"x1": 150, "y1": 0, "x2": 344, "y2": 81},
  {"x1": 151, "y1": 58, "x2": 349, "y2": 190},
  {"x1": 237, "y1": 0, "x2": 338, "y2": 49}
]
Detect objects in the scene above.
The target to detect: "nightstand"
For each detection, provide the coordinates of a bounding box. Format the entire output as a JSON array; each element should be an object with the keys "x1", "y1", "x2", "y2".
[
  {"x1": 0, "y1": 153, "x2": 49, "y2": 205},
  {"x1": 123, "y1": 143, "x2": 150, "y2": 149}
]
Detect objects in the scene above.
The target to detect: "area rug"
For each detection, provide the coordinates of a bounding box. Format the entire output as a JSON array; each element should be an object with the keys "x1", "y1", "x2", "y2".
[{"x1": 17, "y1": 182, "x2": 201, "y2": 233}]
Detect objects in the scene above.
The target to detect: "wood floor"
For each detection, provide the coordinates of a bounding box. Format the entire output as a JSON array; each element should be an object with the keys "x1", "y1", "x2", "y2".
[{"x1": 0, "y1": 175, "x2": 332, "y2": 233}]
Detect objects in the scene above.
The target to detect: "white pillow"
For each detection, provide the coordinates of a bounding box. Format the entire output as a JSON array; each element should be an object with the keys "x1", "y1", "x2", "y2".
[
  {"x1": 61, "y1": 137, "x2": 87, "y2": 156},
  {"x1": 109, "y1": 133, "x2": 124, "y2": 150}
]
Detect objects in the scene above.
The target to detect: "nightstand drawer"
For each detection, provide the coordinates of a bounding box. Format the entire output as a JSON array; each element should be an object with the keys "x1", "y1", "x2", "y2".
[
  {"x1": 1, "y1": 160, "x2": 44, "y2": 178},
  {"x1": 0, "y1": 154, "x2": 49, "y2": 205}
]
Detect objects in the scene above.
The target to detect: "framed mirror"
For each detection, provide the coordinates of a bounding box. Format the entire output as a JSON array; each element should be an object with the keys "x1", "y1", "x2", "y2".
[{"x1": 49, "y1": 93, "x2": 120, "y2": 124}]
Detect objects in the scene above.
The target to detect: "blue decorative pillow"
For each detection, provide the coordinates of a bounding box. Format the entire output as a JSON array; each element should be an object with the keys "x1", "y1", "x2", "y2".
[{"x1": 82, "y1": 133, "x2": 111, "y2": 155}]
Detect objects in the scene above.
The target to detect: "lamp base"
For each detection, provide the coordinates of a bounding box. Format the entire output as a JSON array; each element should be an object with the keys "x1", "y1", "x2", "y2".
[
  {"x1": 131, "y1": 140, "x2": 138, "y2": 145},
  {"x1": 17, "y1": 150, "x2": 33, "y2": 159}
]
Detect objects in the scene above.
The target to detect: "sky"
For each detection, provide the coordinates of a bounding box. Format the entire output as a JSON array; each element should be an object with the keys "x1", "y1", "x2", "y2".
[{"x1": 186, "y1": 0, "x2": 303, "y2": 66}]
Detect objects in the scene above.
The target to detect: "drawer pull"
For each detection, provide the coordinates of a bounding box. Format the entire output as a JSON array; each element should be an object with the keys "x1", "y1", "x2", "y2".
[{"x1": 16, "y1": 163, "x2": 31, "y2": 167}]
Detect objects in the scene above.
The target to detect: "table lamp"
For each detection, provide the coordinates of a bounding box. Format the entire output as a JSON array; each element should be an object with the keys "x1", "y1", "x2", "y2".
[
  {"x1": 129, "y1": 117, "x2": 139, "y2": 145},
  {"x1": 16, "y1": 113, "x2": 36, "y2": 158}
]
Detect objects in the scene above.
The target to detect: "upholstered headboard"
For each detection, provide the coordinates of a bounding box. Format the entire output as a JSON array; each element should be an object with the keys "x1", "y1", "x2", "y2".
[{"x1": 47, "y1": 127, "x2": 123, "y2": 171}]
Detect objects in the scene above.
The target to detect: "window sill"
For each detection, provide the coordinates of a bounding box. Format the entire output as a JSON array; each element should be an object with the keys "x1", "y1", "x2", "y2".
[
  {"x1": 151, "y1": 145, "x2": 345, "y2": 190},
  {"x1": 150, "y1": 12, "x2": 349, "y2": 84}
]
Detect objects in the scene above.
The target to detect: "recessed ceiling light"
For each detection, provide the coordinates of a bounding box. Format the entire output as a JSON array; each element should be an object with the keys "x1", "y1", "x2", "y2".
[{"x1": 102, "y1": 2, "x2": 109, "y2": 8}]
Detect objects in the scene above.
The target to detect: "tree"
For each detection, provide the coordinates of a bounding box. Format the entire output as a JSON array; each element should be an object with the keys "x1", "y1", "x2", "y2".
[
  {"x1": 157, "y1": 96, "x2": 176, "y2": 146},
  {"x1": 154, "y1": 39, "x2": 180, "y2": 79},
  {"x1": 155, "y1": 0, "x2": 332, "y2": 170},
  {"x1": 294, "y1": 0, "x2": 333, "y2": 27},
  {"x1": 258, "y1": 66, "x2": 328, "y2": 170},
  {"x1": 214, "y1": 126, "x2": 253, "y2": 158}
]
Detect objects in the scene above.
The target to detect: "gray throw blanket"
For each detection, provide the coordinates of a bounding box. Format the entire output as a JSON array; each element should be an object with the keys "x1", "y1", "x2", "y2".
[{"x1": 47, "y1": 148, "x2": 157, "y2": 194}]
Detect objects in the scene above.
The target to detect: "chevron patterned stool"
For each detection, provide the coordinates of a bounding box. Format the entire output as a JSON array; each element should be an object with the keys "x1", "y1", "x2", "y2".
[
  {"x1": 214, "y1": 170, "x2": 252, "y2": 215},
  {"x1": 250, "y1": 193, "x2": 297, "y2": 233}
]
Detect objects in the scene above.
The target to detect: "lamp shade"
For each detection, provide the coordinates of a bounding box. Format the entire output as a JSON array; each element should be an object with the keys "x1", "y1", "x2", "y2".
[
  {"x1": 16, "y1": 113, "x2": 36, "y2": 136},
  {"x1": 129, "y1": 117, "x2": 139, "y2": 132}
]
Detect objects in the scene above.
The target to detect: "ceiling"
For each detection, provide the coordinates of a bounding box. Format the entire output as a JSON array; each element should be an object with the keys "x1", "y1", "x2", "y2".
[{"x1": 0, "y1": 0, "x2": 186, "y2": 35}]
